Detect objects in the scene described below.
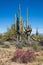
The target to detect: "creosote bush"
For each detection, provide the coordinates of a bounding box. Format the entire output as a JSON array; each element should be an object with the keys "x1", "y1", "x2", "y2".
[
  {"x1": 32, "y1": 42, "x2": 40, "y2": 51},
  {"x1": 2, "y1": 44, "x2": 10, "y2": 48},
  {"x1": 12, "y1": 49, "x2": 35, "y2": 63},
  {"x1": 16, "y1": 43, "x2": 22, "y2": 49}
]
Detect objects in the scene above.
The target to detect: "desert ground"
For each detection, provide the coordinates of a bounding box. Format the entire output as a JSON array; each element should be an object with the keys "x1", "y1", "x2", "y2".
[{"x1": 0, "y1": 41, "x2": 43, "y2": 65}]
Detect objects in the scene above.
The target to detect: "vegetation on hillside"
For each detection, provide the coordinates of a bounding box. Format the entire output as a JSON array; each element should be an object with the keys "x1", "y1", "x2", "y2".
[{"x1": 1, "y1": 24, "x2": 16, "y2": 41}]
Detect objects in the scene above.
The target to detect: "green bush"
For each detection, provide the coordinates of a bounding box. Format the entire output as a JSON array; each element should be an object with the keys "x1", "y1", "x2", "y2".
[
  {"x1": 16, "y1": 43, "x2": 22, "y2": 49},
  {"x1": 39, "y1": 39, "x2": 43, "y2": 46},
  {"x1": 2, "y1": 44, "x2": 10, "y2": 48},
  {"x1": 0, "y1": 41, "x2": 4, "y2": 45},
  {"x1": 32, "y1": 42, "x2": 40, "y2": 51}
]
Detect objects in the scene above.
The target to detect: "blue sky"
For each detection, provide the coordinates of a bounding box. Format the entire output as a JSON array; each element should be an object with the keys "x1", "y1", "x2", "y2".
[{"x1": 0, "y1": 0, "x2": 43, "y2": 34}]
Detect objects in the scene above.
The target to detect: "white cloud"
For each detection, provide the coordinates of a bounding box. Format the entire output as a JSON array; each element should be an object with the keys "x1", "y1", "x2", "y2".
[
  {"x1": 32, "y1": 28, "x2": 43, "y2": 34},
  {"x1": 32, "y1": 28, "x2": 36, "y2": 34}
]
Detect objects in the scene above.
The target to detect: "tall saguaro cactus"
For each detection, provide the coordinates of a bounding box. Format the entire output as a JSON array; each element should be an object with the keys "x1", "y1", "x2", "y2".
[
  {"x1": 26, "y1": 8, "x2": 28, "y2": 29},
  {"x1": 36, "y1": 27, "x2": 38, "y2": 35}
]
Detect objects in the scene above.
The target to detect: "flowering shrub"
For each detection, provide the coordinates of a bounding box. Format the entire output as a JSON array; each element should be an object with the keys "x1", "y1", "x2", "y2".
[{"x1": 12, "y1": 49, "x2": 35, "y2": 63}]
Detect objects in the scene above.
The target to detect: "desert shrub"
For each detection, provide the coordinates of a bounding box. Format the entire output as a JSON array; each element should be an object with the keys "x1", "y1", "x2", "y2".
[
  {"x1": 32, "y1": 42, "x2": 40, "y2": 51},
  {"x1": 16, "y1": 43, "x2": 22, "y2": 49},
  {"x1": 39, "y1": 45, "x2": 43, "y2": 51},
  {"x1": 39, "y1": 39, "x2": 43, "y2": 46},
  {"x1": 12, "y1": 49, "x2": 35, "y2": 63},
  {"x1": 0, "y1": 41, "x2": 4, "y2": 45},
  {"x1": 22, "y1": 42, "x2": 30, "y2": 47},
  {"x1": 2, "y1": 44, "x2": 10, "y2": 48}
]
